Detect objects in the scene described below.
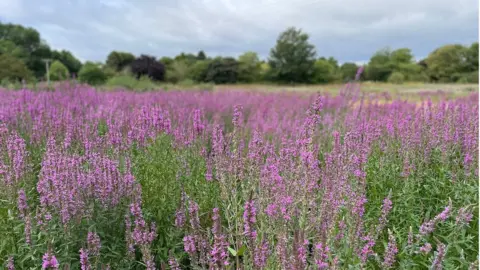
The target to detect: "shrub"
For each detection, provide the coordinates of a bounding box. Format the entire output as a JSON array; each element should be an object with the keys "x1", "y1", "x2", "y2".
[
  {"x1": 78, "y1": 62, "x2": 107, "y2": 85},
  {"x1": 388, "y1": 71, "x2": 405, "y2": 84},
  {"x1": 49, "y1": 60, "x2": 70, "y2": 81}
]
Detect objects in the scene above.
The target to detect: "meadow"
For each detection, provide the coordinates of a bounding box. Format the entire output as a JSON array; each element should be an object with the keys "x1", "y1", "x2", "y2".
[{"x1": 0, "y1": 80, "x2": 478, "y2": 269}]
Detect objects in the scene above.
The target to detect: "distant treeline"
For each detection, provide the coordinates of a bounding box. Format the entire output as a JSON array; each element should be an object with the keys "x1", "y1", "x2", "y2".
[{"x1": 0, "y1": 22, "x2": 478, "y2": 86}]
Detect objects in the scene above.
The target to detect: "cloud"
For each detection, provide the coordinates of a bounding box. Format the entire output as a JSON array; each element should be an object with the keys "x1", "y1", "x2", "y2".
[{"x1": 0, "y1": 0, "x2": 477, "y2": 63}]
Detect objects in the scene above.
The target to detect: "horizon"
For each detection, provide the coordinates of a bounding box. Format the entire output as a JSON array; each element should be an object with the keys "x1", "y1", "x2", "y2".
[{"x1": 0, "y1": 0, "x2": 478, "y2": 64}]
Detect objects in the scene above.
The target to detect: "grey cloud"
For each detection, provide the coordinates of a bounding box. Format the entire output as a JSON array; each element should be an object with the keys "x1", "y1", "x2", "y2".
[{"x1": 0, "y1": 0, "x2": 477, "y2": 63}]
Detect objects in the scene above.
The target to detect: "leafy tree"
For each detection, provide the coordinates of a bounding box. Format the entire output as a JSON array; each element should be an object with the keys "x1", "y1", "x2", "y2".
[
  {"x1": 189, "y1": 60, "x2": 211, "y2": 82},
  {"x1": 268, "y1": 27, "x2": 317, "y2": 83},
  {"x1": 313, "y1": 58, "x2": 336, "y2": 83},
  {"x1": 237, "y1": 51, "x2": 261, "y2": 83},
  {"x1": 131, "y1": 55, "x2": 166, "y2": 81},
  {"x1": 340, "y1": 62, "x2": 359, "y2": 81},
  {"x1": 78, "y1": 62, "x2": 107, "y2": 85},
  {"x1": 49, "y1": 60, "x2": 70, "y2": 81},
  {"x1": 159, "y1": 57, "x2": 174, "y2": 68},
  {"x1": 197, "y1": 50, "x2": 207, "y2": 60},
  {"x1": 0, "y1": 53, "x2": 33, "y2": 82},
  {"x1": 165, "y1": 60, "x2": 189, "y2": 83},
  {"x1": 365, "y1": 48, "x2": 393, "y2": 81},
  {"x1": 106, "y1": 51, "x2": 135, "y2": 72},
  {"x1": 174, "y1": 52, "x2": 197, "y2": 66},
  {"x1": 425, "y1": 44, "x2": 468, "y2": 82},
  {"x1": 52, "y1": 50, "x2": 82, "y2": 74},
  {"x1": 0, "y1": 40, "x2": 24, "y2": 58},
  {"x1": 466, "y1": 42, "x2": 478, "y2": 72},
  {"x1": 205, "y1": 57, "x2": 239, "y2": 84}
]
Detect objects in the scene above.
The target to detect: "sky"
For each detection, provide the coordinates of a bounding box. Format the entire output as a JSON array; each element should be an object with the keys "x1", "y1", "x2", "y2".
[{"x1": 0, "y1": 0, "x2": 478, "y2": 64}]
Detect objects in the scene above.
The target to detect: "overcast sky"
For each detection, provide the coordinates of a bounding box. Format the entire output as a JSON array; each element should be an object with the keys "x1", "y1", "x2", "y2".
[{"x1": 0, "y1": 0, "x2": 478, "y2": 64}]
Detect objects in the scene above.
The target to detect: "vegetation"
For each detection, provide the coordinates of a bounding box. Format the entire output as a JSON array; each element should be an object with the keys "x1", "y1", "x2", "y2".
[
  {"x1": 0, "y1": 81, "x2": 477, "y2": 269},
  {"x1": 0, "y1": 21, "x2": 477, "y2": 87}
]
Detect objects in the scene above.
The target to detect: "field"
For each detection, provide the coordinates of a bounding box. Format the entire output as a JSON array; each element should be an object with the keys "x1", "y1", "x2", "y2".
[{"x1": 0, "y1": 81, "x2": 478, "y2": 269}]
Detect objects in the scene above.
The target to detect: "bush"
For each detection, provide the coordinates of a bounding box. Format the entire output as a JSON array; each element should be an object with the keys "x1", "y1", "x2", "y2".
[
  {"x1": 49, "y1": 60, "x2": 70, "y2": 81},
  {"x1": 105, "y1": 75, "x2": 138, "y2": 89},
  {"x1": 78, "y1": 62, "x2": 107, "y2": 85},
  {"x1": 0, "y1": 53, "x2": 33, "y2": 82},
  {"x1": 388, "y1": 71, "x2": 405, "y2": 84}
]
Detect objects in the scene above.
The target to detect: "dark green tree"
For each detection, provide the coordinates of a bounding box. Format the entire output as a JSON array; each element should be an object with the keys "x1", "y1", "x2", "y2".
[
  {"x1": 339, "y1": 62, "x2": 359, "y2": 81},
  {"x1": 365, "y1": 48, "x2": 393, "y2": 81},
  {"x1": 52, "y1": 50, "x2": 82, "y2": 74},
  {"x1": 205, "y1": 57, "x2": 239, "y2": 84},
  {"x1": 106, "y1": 51, "x2": 135, "y2": 72},
  {"x1": 197, "y1": 50, "x2": 207, "y2": 60},
  {"x1": 425, "y1": 44, "x2": 468, "y2": 82},
  {"x1": 268, "y1": 27, "x2": 317, "y2": 83}
]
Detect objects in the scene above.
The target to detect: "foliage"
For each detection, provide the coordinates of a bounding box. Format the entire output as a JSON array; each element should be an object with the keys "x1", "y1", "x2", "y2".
[
  {"x1": 131, "y1": 55, "x2": 166, "y2": 81},
  {"x1": 313, "y1": 58, "x2": 336, "y2": 83},
  {"x1": 237, "y1": 52, "x2": 262, "y2": 83},
  {"x1": 49, "y1": 60, "x2": 70, "y2": 81},
  {"x1": 388, "y1": 71, "x2": 405, "y2": 84},
  {"x1": 0, "y1": 53, "x2": 33, "y2": 82},
  {"x1": 78, "y1": 62, "x2": 107, "y2": 85},
  {"x1": 268, "y1": 27, "x2": 317, "y2": 83},
  {"x1": 425, "y1": 44, "x2": 469, "y2": 82},
  {"x1": 165, "y1": 60, "x2": 189, "y2": 83},
  {"x1": 52, "y1": 50, "x2": 82, "y2": 75},
  {"x1": 205, "y1": 57, "x2": 239, "y2": 84},
  {"x1": 188, "y1": 60, "x2": 211, "y2": 83},
  {"x1": 106, "y1": 51, "x2": 136, "y2": 72},
  {"x1": 340, "y1": 62, "x2": 359, "y2": 81}
]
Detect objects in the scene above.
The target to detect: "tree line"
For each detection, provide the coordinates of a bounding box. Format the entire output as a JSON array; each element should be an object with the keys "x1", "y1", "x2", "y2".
[{"x1": 0, "y1": 22, "x2": 478, "y2": 86}]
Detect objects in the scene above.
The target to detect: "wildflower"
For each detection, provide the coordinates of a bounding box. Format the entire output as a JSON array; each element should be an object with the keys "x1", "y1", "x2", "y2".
[
  {"x1": 456, "y1": 207, "x2": 473, "y2": 227},
  {"x1": 254, "y1": 240, "x2": 270, "y2": 269},
  {"x1": 419, "y1": 243, "x2": 432, "y2": 254},
  {"x1": 382, "y1": 231, "x2": 398, "y2": 269},
  {"x1": 6, "y1": 256, "x2": 14, "y2": 270},
  {"x1": 42, "y1": 252, "x2": 59, "y2": 269},
  {"x1": 79, "y1": 249, "x2": 90, "y2": 270},
  {"x1": 431, "y1": 243, "x2": 447, "y2": 270},
  {"x1": 243, "y1": 200, "x2": 257, "y2": 240}
]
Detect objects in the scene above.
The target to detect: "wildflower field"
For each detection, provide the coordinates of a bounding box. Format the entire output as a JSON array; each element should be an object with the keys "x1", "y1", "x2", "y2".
[{"x1": 0, "y1": 81, "x2": 478, "y2": 269}]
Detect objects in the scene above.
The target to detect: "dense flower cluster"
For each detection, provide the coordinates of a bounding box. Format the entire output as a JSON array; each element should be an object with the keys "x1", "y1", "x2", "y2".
[{"x1": 0, "y1": 81, "x2": 477, "y2": 269}]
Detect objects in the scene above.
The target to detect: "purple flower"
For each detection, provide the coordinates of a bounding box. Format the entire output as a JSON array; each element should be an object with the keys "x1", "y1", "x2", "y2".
[
  {"x1": 243, "y1": 200, "x2": 257, "y2": 240},
  {"x1": 419, "y1": 243, "x2": 432, "y2": 254},
  {"x1": 79, "y1": 248, "x2": 90, "y2": 270},
  {"x1": 382, "y1": 231, "x2": 398, "y2": 269},
  {"x1": 431, "y1": 243, "x2": 447, "y2": 270},
  {"x1": 42, "y1": 253, "x2": 59, "y2": 269},
  {"x1": 6, "y1": 256, "x2": 14, "y2": 270}
]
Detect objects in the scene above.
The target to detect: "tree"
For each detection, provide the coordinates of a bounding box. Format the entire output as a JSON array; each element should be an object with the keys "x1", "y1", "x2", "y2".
[
  {"x1": 52, "y1": 50, "x2": 82, "y2": 75},
  {"x1": 313, "y1": 58, "x2": 336, "y2": 84},
  {"x1": 165, "y1": 60, "x2": 189, "y2": 83},
  {"x1": 197, "y1": 50, "x2": 207, "y2": 60},
  {"x1": 78, "y1": 62, "x2": 107, "y2": 85},
  {"x1": 131, "y1": 55, "x2": 166, "y2": 81},
  {"x1": 189, "y1": 60, "x2": 211, "y2": 82},
  {"x1": 365, "y1": 48, "x2": 393, "y2": 81},
  {"x1": 106, "y1": 51, "x2": 135, "y2": 72},
  {"x1": 0, "y1": 53, "x2": 33, "y2": 82},
  {"x1": 237, "y1": 51, "x2": 261, "y2": 83},
  {"x1": 205, "y1": 57, "x2": 239, "y2": 84},
  {"x1": 466, "y1": 42, "x2": 478, "y2": 72},
  {"x1": 340, "y1": 62, "x2": 359, "y2": 81},
  {"x1": 174, "y1": 52, "x2": 197, "y2": 66},
  {"x1": 49, "y1": 60, "x2": 70, "y2": 81},
  {"x1": 425, "y1": 44, "x2": 468, "y2": 82},
  {"x1": 268, "y1": 27, "x2": 317, "y2": 83}
]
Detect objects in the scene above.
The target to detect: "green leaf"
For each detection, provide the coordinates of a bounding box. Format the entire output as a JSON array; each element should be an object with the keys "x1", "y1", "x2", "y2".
[
  {"x1": 236, "y1": 245, "x2": 247, "y2": 256},
  {"x1": 228, "y1": 246, "x2": 237, "y2": 256}
]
